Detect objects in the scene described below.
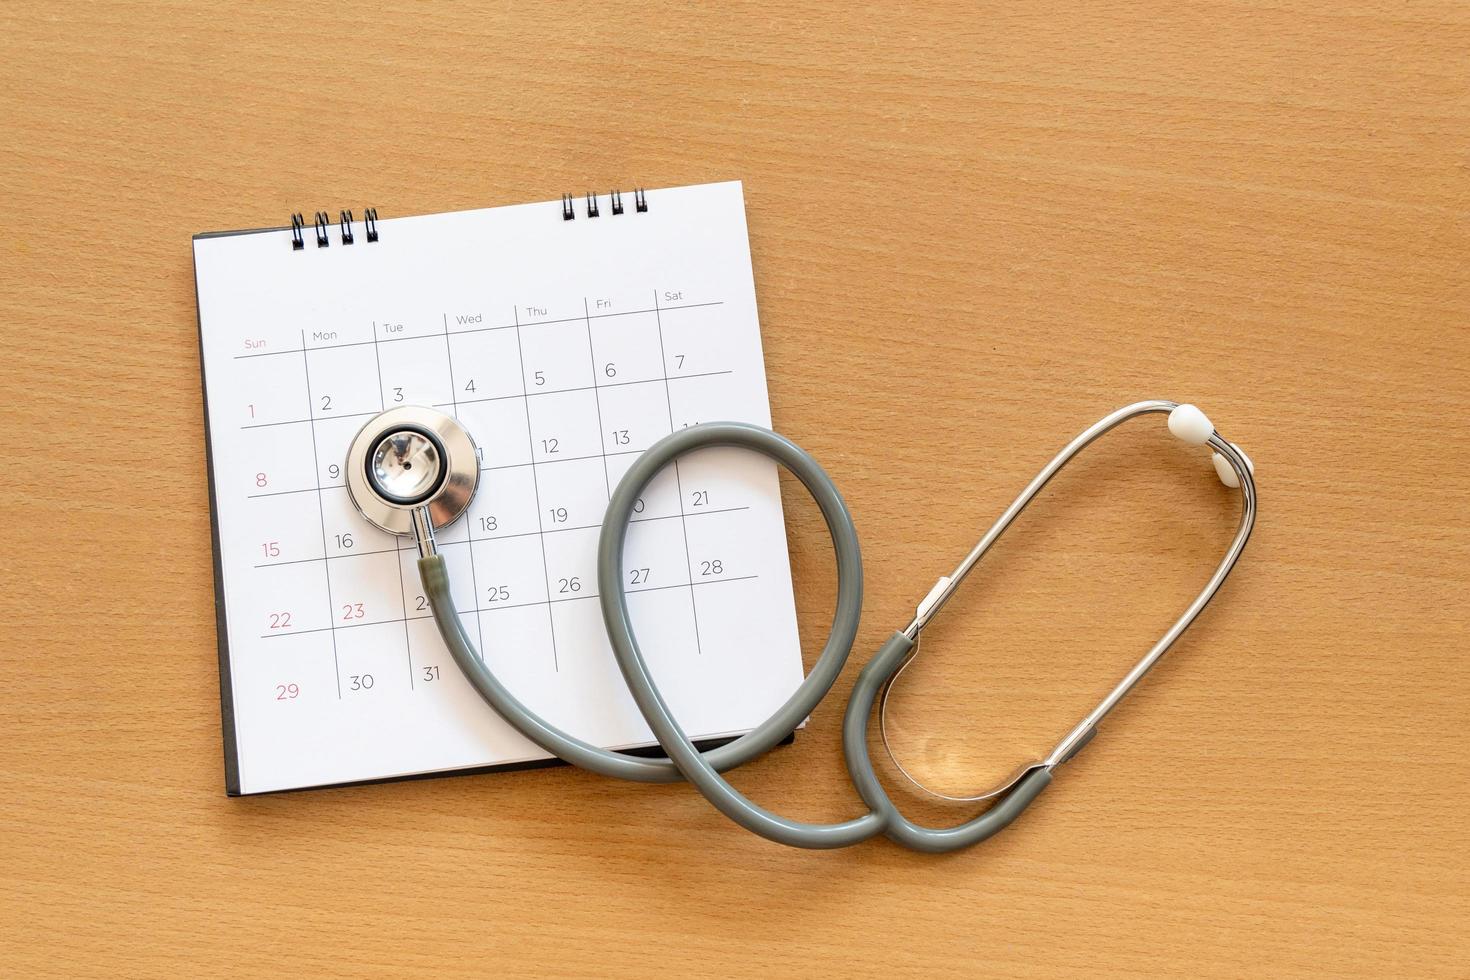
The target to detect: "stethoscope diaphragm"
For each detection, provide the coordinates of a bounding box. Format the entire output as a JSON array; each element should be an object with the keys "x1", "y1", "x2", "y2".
[{"x1": 345, "y1": 406, "x2": 479, "y2": 538}]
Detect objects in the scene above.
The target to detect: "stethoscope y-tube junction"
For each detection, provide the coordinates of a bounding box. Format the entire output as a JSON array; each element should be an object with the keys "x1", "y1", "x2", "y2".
[{"x1": 354, "y1": 401, "x2": 1257, "y2": 851}]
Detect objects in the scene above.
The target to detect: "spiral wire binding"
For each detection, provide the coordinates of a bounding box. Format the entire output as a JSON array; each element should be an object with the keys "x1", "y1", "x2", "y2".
[
  {"x1": 561, "y1": 188, "x2": 648, "y2": 221},
  {"x1": 286, "y1": 208, "x2": 379, "y2": 249},
  {"x1": 288, "y1": 188, "x2": 649, "y2": 247}
]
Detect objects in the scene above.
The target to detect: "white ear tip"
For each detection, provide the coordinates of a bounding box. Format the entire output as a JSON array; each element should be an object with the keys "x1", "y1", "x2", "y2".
[
  {"x1": 1211, "y1": 452, "x2": 1240, "y2": 487},
  {"x1": 1168, "y1": 404, "x2": 1214, "y2": 445},
  {"x1": 1212, "y1": 447, "x2": 1254, "y2": 488}
]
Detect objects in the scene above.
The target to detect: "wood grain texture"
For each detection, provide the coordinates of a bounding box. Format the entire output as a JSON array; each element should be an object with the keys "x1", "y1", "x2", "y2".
[{"x1": 2, "y1": 2, "x2": 1467, "y2": 976}]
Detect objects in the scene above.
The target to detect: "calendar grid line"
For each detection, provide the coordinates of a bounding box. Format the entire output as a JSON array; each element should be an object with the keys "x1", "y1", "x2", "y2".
[
  {"x1": 299, "y1": 330, "x2": 342, "y2": 698},
  {"x1": 652, "y1": 289, "x2": 704, "y2": 657},
  {"x1": 582, "y1": 298, "x2": 614, "y2": 498},
  {"x1": 247, "y1": 486, "x2": 328, "y2": 499},
  {"x1": 372, "y1": 320, "x2": 417, "y2": 689},
  {"x1": 239, "y1": 377, "x2": 734, "y2": 437},
  {"x1": 241, "y1": 410, "x2": 380, "y2": 430},
  {"x1": 429, "y1": 371, "x2": 735, "y2": 411},
  {"x1": 231, "y1": 301, "x2": 725, "y2": 359},
  {"x1": 248, "y1": 447, "x2": 642, "y2": 497},
  {"x1": 246, "y1": 445, "x2": 685, "y2": 499},
  {"x1": 480, "y1": 448, "x2": 634, "y2": 472},
  {"x1": 511, "y1": 305, "x2": 562, "y2": 672},
  {"x1": 253, "y1": 506, "x2": 754, "y2": 568},
  {"x1": 258, "y1": 575, "x2": 761, "y2": 639},
  {"x1": 441, "y1": 313, "x2": 487, "y2": 658}
]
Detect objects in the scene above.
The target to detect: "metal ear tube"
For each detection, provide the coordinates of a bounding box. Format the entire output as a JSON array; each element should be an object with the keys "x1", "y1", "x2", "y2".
[{"x1": 877, "y1": 401, "x2": 1258, "y2": 805}]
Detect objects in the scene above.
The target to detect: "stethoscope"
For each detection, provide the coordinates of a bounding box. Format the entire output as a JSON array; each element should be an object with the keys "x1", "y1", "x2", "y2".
[{"x1": 344, "y1": 399, "x2": 1256, "y2": 851}]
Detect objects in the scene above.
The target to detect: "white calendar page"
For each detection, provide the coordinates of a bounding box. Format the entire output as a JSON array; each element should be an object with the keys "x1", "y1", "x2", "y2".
[{"x1": 193, "y1": 181, "x2": 805, "y2": 795}]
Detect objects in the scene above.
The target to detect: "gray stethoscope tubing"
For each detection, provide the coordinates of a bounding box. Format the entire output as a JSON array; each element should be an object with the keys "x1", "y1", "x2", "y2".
[{"x1": 352, "y1": 399, "x2": 1256, "y2": 851}]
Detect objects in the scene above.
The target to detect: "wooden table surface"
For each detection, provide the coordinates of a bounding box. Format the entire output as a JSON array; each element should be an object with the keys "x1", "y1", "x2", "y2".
[{"x1": 3, "y1": 2, "x2": 1467, "y2": 977}]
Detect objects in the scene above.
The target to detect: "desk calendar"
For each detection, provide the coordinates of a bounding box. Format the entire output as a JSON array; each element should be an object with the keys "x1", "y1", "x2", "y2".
[{"x1": 193, "y1": 181, "x2": 805, "y2": 795}]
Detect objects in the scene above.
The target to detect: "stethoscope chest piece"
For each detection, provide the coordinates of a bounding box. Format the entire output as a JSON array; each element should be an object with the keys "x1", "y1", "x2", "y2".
[{"x1": 346, "y1": 406, "x2": 479, "y2": 539}]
